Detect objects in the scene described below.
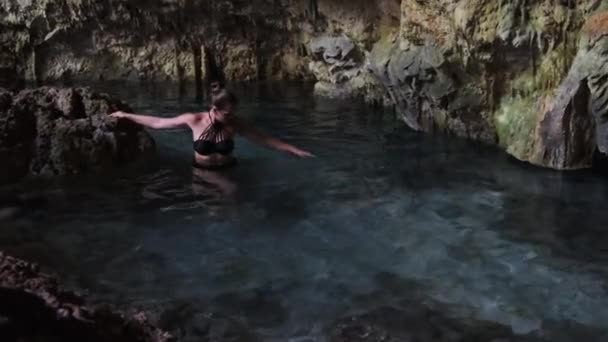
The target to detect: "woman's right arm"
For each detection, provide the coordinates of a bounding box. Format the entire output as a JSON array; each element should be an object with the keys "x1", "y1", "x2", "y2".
[
  {"x1": 110, "y1": 111, "x2": 198, "y2": 129},
  {"x1": 232, "y1": 117, "x2": 314, "y2": 157}
]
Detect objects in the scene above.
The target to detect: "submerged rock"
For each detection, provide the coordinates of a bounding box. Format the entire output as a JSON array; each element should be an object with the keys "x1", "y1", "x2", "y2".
[
  {"x1": 0, "y1": 86, "x2": 154, "y2": 184},
  {"x1": 0, "y1": 252, "x2": 173, "y2": 342},
  {"x1": 328, "y1": 305, "x2": 538, "y2": 342},
  {"x1": 156, "y1": 300, "x2": 261, "y2": 342}
]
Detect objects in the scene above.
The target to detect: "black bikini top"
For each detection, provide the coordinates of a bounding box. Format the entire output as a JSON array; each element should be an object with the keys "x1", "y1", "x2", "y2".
[{"x1": 193, "y1": 111, "x2": 234, "y2": 156}]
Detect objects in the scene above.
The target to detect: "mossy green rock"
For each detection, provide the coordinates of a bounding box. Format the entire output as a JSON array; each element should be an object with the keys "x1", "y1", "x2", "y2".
[{"x1": 371, "y1": 0, "x2": 608, "y2": 169}]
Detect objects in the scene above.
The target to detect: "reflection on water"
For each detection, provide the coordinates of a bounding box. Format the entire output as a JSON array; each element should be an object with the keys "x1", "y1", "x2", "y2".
[{"x1": 2, "y1": 82, "x2": 608, "y2": 341}]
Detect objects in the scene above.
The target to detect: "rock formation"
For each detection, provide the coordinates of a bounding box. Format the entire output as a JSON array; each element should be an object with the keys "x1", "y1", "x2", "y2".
[
  {"x1": 3, "y1": 0, "x2": 608, "y2": 170},
  {"x1": 0, "y1": 0, "x2": 399, "y2": 95},
  {"x1": 0, "y1": 252, "x2": 173, "y2": 342},
  {"x1": 0, "y1": 87, "x2": 154, "y2": 184},
  {"x1": 329, "y1": 306, "x2": 538, "y2": 342},
  {"x1": 368, "y1": 1, "x2": 608, "y2": 170}
]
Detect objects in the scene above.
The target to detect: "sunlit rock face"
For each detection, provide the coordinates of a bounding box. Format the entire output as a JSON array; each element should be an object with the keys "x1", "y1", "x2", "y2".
[
  {"x1": 0, "y1": 0, "x2": 294, "y2": 84},
  {"x1": 367, "y1": 1, "x2": 608, "y2": 170},
  {"x1": 0, "y1": 87, "x2": 154, "y2": 183},
  {"x1": 0, "y1": 0, "x2": 399, "y2": 100},
  {"x1": 0, "y1": 0, "x2": 396, "y2": 84},
  {"x1": 3, "y1": 0, "x2": 608, "y2": 170}
]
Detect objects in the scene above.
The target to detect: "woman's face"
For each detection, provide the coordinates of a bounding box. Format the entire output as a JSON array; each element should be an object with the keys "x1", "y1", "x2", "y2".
[{"x1": 215, "y1": 104, "x2": 234, "y2": 120}]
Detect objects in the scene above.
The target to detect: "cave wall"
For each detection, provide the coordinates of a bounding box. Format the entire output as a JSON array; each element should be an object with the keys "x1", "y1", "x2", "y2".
[
  {"x1": 3, "y1": 0, "x2": 608, "y2": 170},
  {"x1": 369, "y1": 0, "x2": 608, "y2": 169},
  {"x1": 0, "y1": 0, "x2": 307, "y2": 83},
  {"x1": 0, "y1": 0, "x2": 398, "y2": 85}
]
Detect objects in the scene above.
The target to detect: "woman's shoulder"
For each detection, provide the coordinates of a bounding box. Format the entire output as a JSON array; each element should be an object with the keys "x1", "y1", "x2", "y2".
[
  {"x1": 185, "y1": 111, "x2": 209, "y2": 120},
  {"x1": 171, "y1": 112, "x2": 207, "y2": 127}
]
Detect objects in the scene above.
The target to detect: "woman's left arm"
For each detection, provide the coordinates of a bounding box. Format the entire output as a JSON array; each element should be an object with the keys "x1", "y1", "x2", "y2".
[
  {"x1": 110, "y1": 111, "x2": 197, "y2": 129},
  {"x1": 232, "y1": 118, "x2": 314, "y2": 158}
]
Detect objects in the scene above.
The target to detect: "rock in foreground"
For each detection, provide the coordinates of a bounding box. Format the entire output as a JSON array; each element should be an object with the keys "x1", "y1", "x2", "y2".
[
  {"x1": 0, "y1": 252, "x2": 172, "y2": 342},
  {"x1": 0, "y1": 87, "x2": 154, "y2": 184}
]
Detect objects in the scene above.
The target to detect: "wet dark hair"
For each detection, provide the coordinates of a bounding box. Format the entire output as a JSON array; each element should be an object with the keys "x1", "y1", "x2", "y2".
[
  {"x1": 210, "y1": 83, "x2": 237, "y2": 110},
  {"x1": 210, "y1": 81, "x2": 223, "y2": 94}
]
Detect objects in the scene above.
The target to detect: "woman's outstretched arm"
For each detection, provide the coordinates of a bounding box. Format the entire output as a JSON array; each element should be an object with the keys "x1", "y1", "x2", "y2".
[
  {"x1": 110, "y1": 111, "x2": 198, "y2": 129},
  {"x1": 232, "y1": 118, "x2": 314, "y2": 158}
]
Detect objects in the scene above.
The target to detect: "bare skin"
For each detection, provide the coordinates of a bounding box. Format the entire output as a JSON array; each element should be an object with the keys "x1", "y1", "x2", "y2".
[
  {"x1": 110, "y1": 105, "x2": 314, "y2": 168},
  {"x1": 191, "y1": 167, "x2": 237, "y2": 216}
]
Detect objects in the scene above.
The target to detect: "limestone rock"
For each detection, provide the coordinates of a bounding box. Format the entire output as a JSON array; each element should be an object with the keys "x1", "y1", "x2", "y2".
[
  {"x1": 0, "y1": 0, "x2": 399, "y2": 92},
  {"x1": 310, "y1": 35, "x2": 357, "y2": 67},
  {"x1": 328, "y1": 305, "x2": 537, "y2": 342},
  {"x1": 368, "y1": 1, "x2": 608, "y2": 169},
  {"x1": 3, "y1": 0, "x2": 608, "y2": 170},
  {"x1": 0, "y1": 0, "x2": 312, "y2": 84},
  {"x1": 528, "y1": 12, "x2": 608, "y2": 169},
  {"x1": 309, "y1": 34, "x2": 386, "y2": 104},
  {"x1": 0, "y1": 252, "x2": 173, "y2": 342},
  {"x1": 0, "y1": 87, "x2": 154, "y2": 184}
]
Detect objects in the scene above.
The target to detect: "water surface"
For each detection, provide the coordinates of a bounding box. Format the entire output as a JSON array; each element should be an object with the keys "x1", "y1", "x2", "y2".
[{"x1": 2, "y1": 82, "x2": 608, "y2": 341}]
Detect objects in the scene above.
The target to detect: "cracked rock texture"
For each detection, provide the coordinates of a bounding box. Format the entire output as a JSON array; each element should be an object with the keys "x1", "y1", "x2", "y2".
[
  {"x1": 0, "y1": 86, "x2": 154, "y2": 183},
  {"x1": 367, "y1": 0, "x2": 608, "y2": 169},
  {"x1": 0, "y1": 252, "x2": 173, "y2": 342},
  {"x1": 0, "y1": 0, "x2": 398, "y2": 86},
  {"x1": 4, "y1": 0, "x2": 608, "y2": 169}
]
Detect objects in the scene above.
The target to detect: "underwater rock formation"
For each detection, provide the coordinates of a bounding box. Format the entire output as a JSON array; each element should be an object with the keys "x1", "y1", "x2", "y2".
[
  {"x1": 0, "y1": 251, "x2": 550, "y2": 342},
  {"x1": 3, "y1": 0, "x2": 608, "y2": 170},
  {"x1": 0, "y1": 87, "x2": 154, "y2": 183},
  {"x1": 329, "y1": 305, "x2": 538, "y2": 342},
  {"x1": 0, "y1": 252, "x2": 172, "y2": 342}
]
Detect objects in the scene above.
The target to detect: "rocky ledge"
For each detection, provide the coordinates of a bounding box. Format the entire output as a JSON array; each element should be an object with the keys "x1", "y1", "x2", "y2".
[
  {"x1": 366, "y1": 3, "x2": 608, "y2": 170},
  {"x1": 330, "y1": 306, "x2": 536, "y2": 342},
  {"x1": 0, "y1": 86, "x2": 154, "y2": 184},
  {"x1": 5, "y1": 0, "x2": 608, "y2": 170},
  {"x1": 0, "y1": 252, "x2": 172, "y2": 342}
]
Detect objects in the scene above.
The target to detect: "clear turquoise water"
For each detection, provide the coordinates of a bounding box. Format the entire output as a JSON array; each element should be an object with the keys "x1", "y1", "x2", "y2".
[{"x1": 2, "y1": 82, "x2": 608, "y2": 341}]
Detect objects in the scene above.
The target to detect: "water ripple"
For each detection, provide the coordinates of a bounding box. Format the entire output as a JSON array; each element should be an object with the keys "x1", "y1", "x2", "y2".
[{"x1": 2, "y1": 82, "x2": 608, "y2": 341}]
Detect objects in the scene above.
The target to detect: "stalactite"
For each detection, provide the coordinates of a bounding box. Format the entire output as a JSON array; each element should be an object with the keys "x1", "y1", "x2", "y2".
[
  {"x1": 174, "y1": 42, "x2": 184, "y2": 93},
  {"x1": 309, "y1": 0, "x2": 318, "y2": 23},
  {"x1": 518, "y1": 0, "x2": 526, "y2": 27},
  {"x1": 193, "y1": 43, "x2": 203, "y2": 99},
  {"x1": 530, "y1": 30, "x2": 537, "y2": 79},
  {"x1": 248, "y1": 16, "x2": 263, "y2": 81},
  {"x1": 29, "y1": 48, "x2": 38, "y2": 85},
  {"x1": 202, "y1": 45, "x2": 224, "y2": 86}
]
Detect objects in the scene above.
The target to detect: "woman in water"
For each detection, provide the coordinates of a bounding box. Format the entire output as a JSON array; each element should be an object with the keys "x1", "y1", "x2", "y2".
[{"x1": 110, "y1": 84, "x2": 314, "y2": 170}]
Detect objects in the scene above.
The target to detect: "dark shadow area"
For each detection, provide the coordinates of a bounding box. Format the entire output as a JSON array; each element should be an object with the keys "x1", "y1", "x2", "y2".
[{"x1": 0, "y1": 254, "x2": 170, "y2": 342}]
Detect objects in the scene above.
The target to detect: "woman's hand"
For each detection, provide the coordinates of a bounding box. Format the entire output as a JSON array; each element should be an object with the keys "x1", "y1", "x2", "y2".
[
  {"x1": 233, "y1": 117, "x2": 315, "y2": 158},
  {"x1": 288, "y1": 146, "x2": 315, "y2": 158},
  {"x1": 109, "y1": 111, "x2": 129, "y2": 119}
]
